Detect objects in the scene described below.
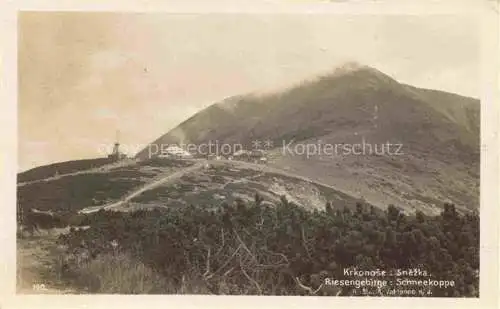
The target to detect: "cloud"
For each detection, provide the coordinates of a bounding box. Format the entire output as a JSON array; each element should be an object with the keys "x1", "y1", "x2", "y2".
[
  {"x1": 93, "y1": 107, "x2": 120, "y2": 120},
  {"x1": 90, "y1": 50, "x2": 131, "y2": 71}
]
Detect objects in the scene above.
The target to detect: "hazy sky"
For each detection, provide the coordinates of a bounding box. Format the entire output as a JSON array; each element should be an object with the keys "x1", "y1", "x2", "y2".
[{"x1": 18, "y1": 12, "x2": 479, "y2": 171}]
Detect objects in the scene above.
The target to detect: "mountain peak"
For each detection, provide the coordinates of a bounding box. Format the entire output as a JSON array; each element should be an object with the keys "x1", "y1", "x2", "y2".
[
  {"x1": 328, "y1": 62, "x2": 390, "y2": 79},
  {"x1": 310, "y1": 62, "x2": 397, "y2": 90},
  {"x1": 333, "y1": 61, "x2": 367, "y2": 74}
]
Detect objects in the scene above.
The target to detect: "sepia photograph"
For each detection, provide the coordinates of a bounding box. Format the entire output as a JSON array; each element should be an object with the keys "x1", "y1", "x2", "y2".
[{"x1": 7, "y1": 3, "x2": 496, "y2": 304}]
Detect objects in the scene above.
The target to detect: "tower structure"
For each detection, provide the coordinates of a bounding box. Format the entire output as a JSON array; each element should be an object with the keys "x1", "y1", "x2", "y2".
[
  {"x1": 112, "y1": 142, "x2": 120, "y2": 157},
  {"x1": 108, "y1": 130, "x2": 126, "y2": 160}
]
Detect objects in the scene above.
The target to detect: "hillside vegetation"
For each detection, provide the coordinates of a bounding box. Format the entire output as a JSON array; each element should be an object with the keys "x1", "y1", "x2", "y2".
[
  {"x1": 18, "y1": 158, "x2": 117, "y2": 183},
  {"x1": 17, "y1": 158, "x2": 368, "y2": 216},
  {"x1": 55, "y1": 196, "x2": 479, "y2": 296},
  {"x1": 17, "y1": 158, "x2": 197, "y2": 213}
]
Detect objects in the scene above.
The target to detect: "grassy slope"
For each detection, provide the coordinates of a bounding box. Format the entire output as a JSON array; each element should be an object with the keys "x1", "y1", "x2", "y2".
[
  {"x1": 17, "y1": 158, "x2": 368, "y2": 215},
  {"x1": 17, "y1": 159, "x2": 195, "y2": 213},
  {"x1": 18, "y1": 158, "x2": 117, "y2": 183},
  {"x1": 129, "y1": 162, "x2": 370, "y2": 213}
]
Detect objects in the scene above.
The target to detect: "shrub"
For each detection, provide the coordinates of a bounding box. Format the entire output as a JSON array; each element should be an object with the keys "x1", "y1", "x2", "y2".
[{"x1": 58, "y1": 199, "x2": 479, "y2": 296}]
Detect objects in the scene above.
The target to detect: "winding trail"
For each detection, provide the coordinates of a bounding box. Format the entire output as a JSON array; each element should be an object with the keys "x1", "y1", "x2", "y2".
[
  {"x1": 78, "y1": 159, "x2": 357, "y2": 214},
  {"x1": 79, "y1": 162, "x2": 205, "y2": 214},
  {"x1": 17, "y1": 159, "x2": 140, "y2": 187},
  {"x1": 213, "y1": 159, "x2": 357, "y2": 197}
]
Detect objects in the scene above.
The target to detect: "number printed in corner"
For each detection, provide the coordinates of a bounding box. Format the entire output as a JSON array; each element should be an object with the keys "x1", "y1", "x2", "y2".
[{"x1": 32, "y1": 283, "x2": 47, "y2": 291}]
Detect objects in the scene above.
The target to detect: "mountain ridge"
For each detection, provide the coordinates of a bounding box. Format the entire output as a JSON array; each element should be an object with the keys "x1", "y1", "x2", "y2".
[
  {"x1": 135, "y1": 64, "x2": 479, "y2": 212},
  {"x1": 136, "y1": 64, "x2": 479, "y2": 157}
]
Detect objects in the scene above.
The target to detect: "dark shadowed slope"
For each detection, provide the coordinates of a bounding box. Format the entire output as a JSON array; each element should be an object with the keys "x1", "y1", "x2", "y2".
[
  {"x1": 137, "y1": 64, "x2": 478, "y2": 160},
  {"x1": 136, "y1": 63, "x2": 479, "y2": 212}
]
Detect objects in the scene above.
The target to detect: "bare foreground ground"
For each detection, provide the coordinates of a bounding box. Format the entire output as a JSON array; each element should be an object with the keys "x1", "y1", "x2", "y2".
[{"x1": 17, "y1": 228, "x2": 76, "y2": 294}]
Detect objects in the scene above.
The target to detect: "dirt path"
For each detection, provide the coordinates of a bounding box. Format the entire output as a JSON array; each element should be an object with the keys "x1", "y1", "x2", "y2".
[
  {"x1": 212, "y1": 159, "x2": 358, "y2": 198},
  {"x1": 79, "y1": 162, "x2": 205, "y2": 214},
  {"x1": 17, "y1": 229, "x2": 76, "y2": 294},
  {"x1": 17, "y1": 159, "x2": 140, "y2": 187},
  {"x1": 78, "y1": 159, "x2": 359, "y2": 214}
]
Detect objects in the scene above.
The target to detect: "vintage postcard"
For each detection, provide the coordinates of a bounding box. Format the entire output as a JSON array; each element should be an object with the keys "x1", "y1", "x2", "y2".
[{"x1": 0, "y1": 0, "x2": 498, "y2": 308}]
